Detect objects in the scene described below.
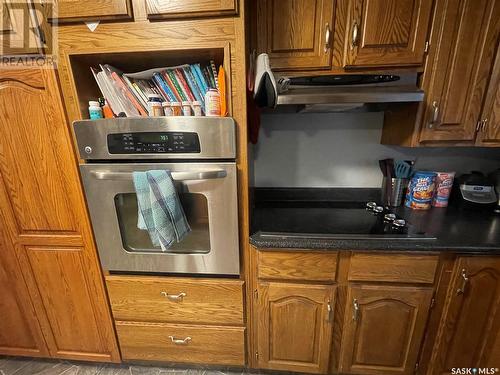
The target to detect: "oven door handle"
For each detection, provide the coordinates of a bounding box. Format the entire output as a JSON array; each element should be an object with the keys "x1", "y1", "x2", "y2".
[{"x1": 90, "y1": 170, "x2": 227, "y2": 181}]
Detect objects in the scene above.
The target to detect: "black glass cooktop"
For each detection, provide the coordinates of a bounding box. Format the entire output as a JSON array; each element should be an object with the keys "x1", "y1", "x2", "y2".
[{"x1": 253, "y1": 201, "x2": 435, "y2": 240}]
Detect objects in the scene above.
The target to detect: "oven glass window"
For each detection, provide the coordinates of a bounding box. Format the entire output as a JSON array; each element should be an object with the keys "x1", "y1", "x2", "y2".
[{"x1": 114, "y1": 192, "x2": 210, "y2": 253}]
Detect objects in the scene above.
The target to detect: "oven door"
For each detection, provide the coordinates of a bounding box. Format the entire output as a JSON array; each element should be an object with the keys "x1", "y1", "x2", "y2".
[{"x1": 80, "y1": 162, "x2": 239, "y2": 275}]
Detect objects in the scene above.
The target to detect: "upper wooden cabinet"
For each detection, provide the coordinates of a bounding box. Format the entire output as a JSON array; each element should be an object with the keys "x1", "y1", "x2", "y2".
[
  {"x1": 257, "y1": 282, "x2": 335, "y2": 374},
  {"x1": 477, "y1": 41, "x2": 500, "y2": 146},
  {"x1": 51, "y1": 0, "x2": 131, "y2": 22},
  {"x1": 339, "y1": 284, "x2": 433, "y2": 375},
  {"x1": 342, "y1": 0, "x2": 433, "y2": 68},
  {"x1": 146, "y1": 0, "x2": 238, "y2": 20},
  {"x1": 427, "y1": 257, "x2": 500, "y2": 373},
  {"x1": 0, "y1": 67, "x2": 119, "y2": 362},
  {"x1": 418, "y1": 0, "x2": 500, "y2": 144},
  {"x1": 255, "y1": 0, "x2": 335, "y2": 70}
]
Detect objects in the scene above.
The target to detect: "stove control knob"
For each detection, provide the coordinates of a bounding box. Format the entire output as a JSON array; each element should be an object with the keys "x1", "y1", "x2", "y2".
[
  {"x1": 384, "y1": 213, "x2": 396, "y2": 222},
  {"x1": 374, "y1": 206, "x2": 384, "y2": 214},
  {"x1": 366, "y1": 202, "x2": 377, "y2": 210},
  {"x1": 392, "y1": 219, "x2": 406, "y2": 228},
  {"x1": 84, "y1": 146, "x2": 92, "y2": 154}
]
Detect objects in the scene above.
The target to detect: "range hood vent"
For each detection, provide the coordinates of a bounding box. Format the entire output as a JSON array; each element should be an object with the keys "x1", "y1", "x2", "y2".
[{"x1": 253, "y1": 54, "x2": 424, "y2": 110}]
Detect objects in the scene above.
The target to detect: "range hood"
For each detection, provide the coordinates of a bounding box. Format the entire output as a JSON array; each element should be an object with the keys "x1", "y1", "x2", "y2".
[{"x1": 253, "y1": 54, "x2": 424, "y2": 110}]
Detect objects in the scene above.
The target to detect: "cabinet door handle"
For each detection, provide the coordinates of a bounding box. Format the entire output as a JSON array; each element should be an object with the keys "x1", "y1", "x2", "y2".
[
  {"x1": 428, "y1": 101, "x2": 439, "y2": 129},
  {"x1": 324, "y1": 23, "x2": 331, "y2": 53},
  {"x1": 456, "y1": 269, "x2": 469, "y2": 295},
  {"x1": 352, "y1": 299, "x2": 360, "y2": 321},
  {"x1": 168, "y1": 336, "x2": 191, "y2": 345},
  {"x1": 326, "y1": 300, "x2": 333, "y2": 322},
  {"x1": 482, "y1": 118, "x2": 488, "y2": 132},
  {"x1": 351, "y1": 21, "x2": 359, "y2": 50},
  {"x1": 160, "y1": 291, "x2": 186, "y2": 302}
]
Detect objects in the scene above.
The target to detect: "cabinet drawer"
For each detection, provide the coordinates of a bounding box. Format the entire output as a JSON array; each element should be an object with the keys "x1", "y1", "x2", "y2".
[
  {"x1": 116, "y1": 321, "x2": 245, "y2": 365},
  {"x1": 349, "y1": 253, "x2": 439, "y2": 284},
  {"x1": 146, "y1": 0, "x2": 238, "y2": 20},
  {"x1": 53, "y1": 0, "x2": 132, "y2": 22},
  {"x1": 258, "y1": 251, "x2": 337, "y2": 282},
  {"x1": 106, "y1": 276, "x2": 244, "y2": 325}
]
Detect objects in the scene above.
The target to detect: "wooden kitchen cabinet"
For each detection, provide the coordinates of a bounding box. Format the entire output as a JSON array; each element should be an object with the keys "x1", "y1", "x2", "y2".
[
  {"x1": 256, "y1": 282, "x2": 335, "y2": 374},
  {"x1": 477, "y1": 41, "x2": 500, "y2": 146},
  {"x1": 0, "y1": 231, "x2": 48, "y2": 358},
  {"x1": 0, "y1": 67, "x2": 119, "y2": 362},
  {"x1": 426, "y1": 257, "x2": 500, "y2": 373},
  {"x1": 51, "y1": 0, "x2": 131, "y2": 22},
  {"x1": 339, "y1": 284, "x2": 433, "y2": 375},
  {"x1": 342, "y1": 0, "x2": 433, "y2": 68},
  {"x1": 146, "y1": 0, "x2": 238, "y2": 20},
  {"x1": 255, "y1": 0, "x2": 335, "y2": 70}
]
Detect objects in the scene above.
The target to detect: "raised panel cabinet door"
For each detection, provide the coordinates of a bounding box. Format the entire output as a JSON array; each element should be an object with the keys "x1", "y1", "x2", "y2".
[
  {"x1": 51, "y1": 0, "x2": 131, "y2": 22},
  {"x1": 146, "y1": 0, "x2": 238, "y2": 20},
  {"x1": 477, "y1": 41, "x2": 500, "y2": 146},
  {"x1": 343, "y1": 0, "x2": 433, "y2": 68},
  {"x1": 0, "y1": 233, "x2": 48, "y2": 357},
  {"x1": 427, "y1": 257, "x2": 500, "y2": 374},
  {"x1": 418, "y1": 0, "x2": 500, "y2": 143},
  {"x1": 339, "y1": 284, "x2": 433, "y2": 375},
  {"x1": 256, "y1": 0, "x2": 334, "y2": 70},
  {"x1": 257, "y1": 282, "x2": 335, "y2": 374}
]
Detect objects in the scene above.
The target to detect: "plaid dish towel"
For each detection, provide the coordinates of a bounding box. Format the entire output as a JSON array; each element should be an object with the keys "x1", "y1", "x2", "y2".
[{"x1": 133, "y1": 170, "x2": 190, "y2": 250}]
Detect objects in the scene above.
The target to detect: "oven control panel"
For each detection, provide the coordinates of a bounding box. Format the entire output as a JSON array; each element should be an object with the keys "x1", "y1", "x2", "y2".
[{"x1": 107, "y1": 132, "x2": 201, "y2": 154}]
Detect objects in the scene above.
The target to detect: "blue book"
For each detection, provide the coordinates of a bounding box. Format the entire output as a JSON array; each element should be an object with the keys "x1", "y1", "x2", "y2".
[
  {"x1": 152, "y1": 72, "x2": 176, "y2": 102},
  {"x1": 192, "y1": 64, "x2": 209, "y2": 94},
  {"x1": 182, "y1": 67, "x2": 205, "y2": 106}
]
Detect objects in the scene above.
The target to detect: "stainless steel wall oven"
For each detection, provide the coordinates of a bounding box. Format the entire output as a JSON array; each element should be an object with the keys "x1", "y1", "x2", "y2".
[{"x1": 74, "y1": 117, "x2": 239, "y2": 275}]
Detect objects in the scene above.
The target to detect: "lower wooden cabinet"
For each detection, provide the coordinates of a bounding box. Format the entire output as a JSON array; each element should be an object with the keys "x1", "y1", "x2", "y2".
[
  {"x1": 339, "y1": 284, "x2": 433, "y2": 375},
  {"x1": 427, "y1": 257, "x2": 500, "y2": 373},
  {"x1": 256, "y1": 282, "x2": 335, "y2": 374},
  {"x1": 116, "y1": 321, "x2": 245, "y2": 365}
]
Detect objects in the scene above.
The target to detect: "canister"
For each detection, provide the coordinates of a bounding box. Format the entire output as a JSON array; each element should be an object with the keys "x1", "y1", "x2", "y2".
[{"x1": 405, "y1": 171, "x2": 437, "y2": 210}]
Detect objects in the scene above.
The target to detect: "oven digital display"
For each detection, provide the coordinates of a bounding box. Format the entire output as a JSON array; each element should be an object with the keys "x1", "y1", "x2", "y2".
[{"x1": 107, "y1": 132, "x2": 201, "y2": 154}]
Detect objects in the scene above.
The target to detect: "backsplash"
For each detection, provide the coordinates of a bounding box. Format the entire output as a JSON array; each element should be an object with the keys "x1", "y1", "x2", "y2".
[{"x1": 252, "y1": 112, "x2": 500, "y2": 188}]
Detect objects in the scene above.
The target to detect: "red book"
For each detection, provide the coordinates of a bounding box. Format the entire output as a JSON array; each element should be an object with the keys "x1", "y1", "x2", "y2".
[
  {"x1": 161, "y1": 71, "x2": 182, "y2": 101},
  {"x1": 174, "y1": 68, "x2": 196, "y2": 102},
  {"x1": 111, "y1": 71, "x2": 148, "y2": 116}
]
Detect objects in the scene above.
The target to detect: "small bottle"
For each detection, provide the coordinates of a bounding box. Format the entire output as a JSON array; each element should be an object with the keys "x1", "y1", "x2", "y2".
[
  {"x1": 162, "y1": 102, "x2": 173, "y2": 116},
  {"x1": 192, "y1": 101, "x2": 202, "y2": 116},
  {"x1": 171, "y1": 101, "x2": 182, "y2": 116},
  {"x1": 147, "y1": 94, "x2": 164, "y2": 117},
  {"x1": 205, "y1": 89, "x2": 221, "y2": 117},
  {"x1": 99, "y1": 98, "x2": 113, "y2": 118},
  {"x1": 89, "y1": 101, "x2": 103, "y2": 120},
  {"x1": 182, "y1": 101, "x2": 192, "y2": 116}
]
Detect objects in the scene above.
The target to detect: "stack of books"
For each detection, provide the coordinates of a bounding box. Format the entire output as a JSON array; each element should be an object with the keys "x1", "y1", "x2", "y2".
[{"x1": 91, "y1": 61, "x2": 220, "y2": 117}]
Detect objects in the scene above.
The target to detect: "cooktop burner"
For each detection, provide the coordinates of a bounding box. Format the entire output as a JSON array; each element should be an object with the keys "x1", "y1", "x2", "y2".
[{"x1": 255, "y1": 201, "x2": 435, "y2": 240}]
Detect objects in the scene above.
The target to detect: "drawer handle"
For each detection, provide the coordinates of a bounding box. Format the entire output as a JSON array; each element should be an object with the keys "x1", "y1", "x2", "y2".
[
  {"x1": 160, "y1": 291, "x2": 186, "y2": 302},
  {"x1": 169, "y1": 336, "x2": 191, "y2": 345},
  {"x1": 353, "y1": 299, "x2": 360, "y2": 321},
  {"x1": 456, "y1": 268, "x2": 468, "y2": 295}
]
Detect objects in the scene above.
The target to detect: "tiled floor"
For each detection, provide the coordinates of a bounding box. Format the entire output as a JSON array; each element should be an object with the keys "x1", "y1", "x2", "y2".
[{"x1": 0, "y1": 356, "x2": 249, "y2": 375}]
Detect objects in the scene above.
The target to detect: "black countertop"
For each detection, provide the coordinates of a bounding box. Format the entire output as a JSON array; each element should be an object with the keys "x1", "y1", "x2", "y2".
[{"x1": 250, "y1": 188, "x2": 500, "y2": 254}]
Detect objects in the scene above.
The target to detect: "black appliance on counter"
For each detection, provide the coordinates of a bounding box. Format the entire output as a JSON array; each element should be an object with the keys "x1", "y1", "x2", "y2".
[{"x1": 452, "y1": 172, "x2": 497, "y2": 211}]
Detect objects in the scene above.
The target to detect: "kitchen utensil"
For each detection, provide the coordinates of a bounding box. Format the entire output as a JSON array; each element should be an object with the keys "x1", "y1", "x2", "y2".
[{"x1": 395, "y1": 160, "x2": 412, "y2": 179}]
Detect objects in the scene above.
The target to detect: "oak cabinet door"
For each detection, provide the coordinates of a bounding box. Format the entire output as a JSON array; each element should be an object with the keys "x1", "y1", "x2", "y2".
[
  {"x1": 0, "y1": 236, "x2": 48, "y2": 357},
  {"x1": 343, "y1": 0, "x2": 432, "y2": 68},
  {"x1": 427, "y1": 257, "x2": 500, "y2": 374},
  {"x1": 256, "y1": 0, "x2": 334, "y2": 70},
  {"x1": 477, "y1": 42, "x2": 500, "y2": 146},
  {"x1": 51, "y1": 0, "x2": 131, "y2": 22},
  {"x1": 339, "y1": 284, "x2": 433, "y2": 375},
  {"x1": 257, "y1": 282, "x2": 335, "y2": 374},
  {"x1": 419, "y1": 0, "x2": 500, "y2": 143},
  {"x1": 146, "y1": 0, "x2": 238, "y2": 20},
  {"x1": 0, "y1": 67, "x2": 119, "y2": 362}
]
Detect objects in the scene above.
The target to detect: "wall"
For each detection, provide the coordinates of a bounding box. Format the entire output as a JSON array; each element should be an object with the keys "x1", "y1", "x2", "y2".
[{"x1": 252, "y1": 112, "x2": 500, "y2": 188}]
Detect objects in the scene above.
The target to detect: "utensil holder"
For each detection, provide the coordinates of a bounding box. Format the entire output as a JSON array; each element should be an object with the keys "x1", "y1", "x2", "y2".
[{"x1": 382, "y1": 177, "x2": 408, "y2": 207}]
